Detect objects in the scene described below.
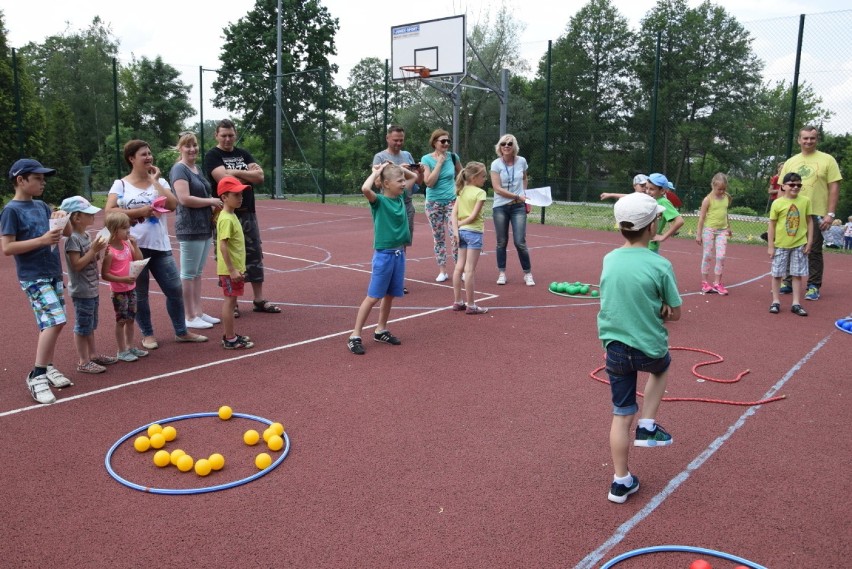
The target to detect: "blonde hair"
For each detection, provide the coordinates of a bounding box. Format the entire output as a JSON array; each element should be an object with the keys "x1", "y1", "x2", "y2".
[
  {"x1": 707, "y1": 172, "x2": 731, "y2": 204},
  {"x1": 494, "y1": 134, "x2": 519, "y2": 157},
  {"x1": 175, "y1": 131, "x2": 198, "y2": 161},
  {"x1": 105, "y1": 212, "x2": 131, "y2": 235},
  {"x1": 832, "y1": 218, "x2": 842, "y2": 226},
  {"x1": 378, "y1": 163, "x2": 405, "y2": 185},
  {"x1": 455, "y1": 161, "x2": 486, "y2": 195}
]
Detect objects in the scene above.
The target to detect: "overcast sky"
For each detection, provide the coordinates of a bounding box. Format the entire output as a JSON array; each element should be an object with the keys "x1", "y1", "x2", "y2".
[{"x1": 3, "y1": 0, "x2": 850, "y2": 130}]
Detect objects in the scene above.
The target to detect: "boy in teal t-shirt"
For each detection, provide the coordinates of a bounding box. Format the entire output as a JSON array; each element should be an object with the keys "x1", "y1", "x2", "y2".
[
  {"x1": 597, "y1": 192, "x2": 682, "y2": 504},
  {"x1": 347, "y1": 162, "x2": 416, "y2": 355}
]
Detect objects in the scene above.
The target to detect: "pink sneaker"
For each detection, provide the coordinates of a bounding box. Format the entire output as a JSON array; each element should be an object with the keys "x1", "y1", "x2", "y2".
[
  {"x1": 701, "y1": 281, "x2": 714, "y2": 294},
  {"x1": 713, "y1": 283, "x2": 729, "y2": 295}
]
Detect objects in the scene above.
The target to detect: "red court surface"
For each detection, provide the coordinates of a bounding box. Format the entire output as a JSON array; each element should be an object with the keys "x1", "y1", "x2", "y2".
[{"x1": 1, "y1": 200, "x2": 849, "y2": 568}]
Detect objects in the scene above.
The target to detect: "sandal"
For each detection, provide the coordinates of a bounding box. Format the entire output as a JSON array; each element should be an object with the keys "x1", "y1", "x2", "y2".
[
  {"x1": 253, "y1": 299, "x2": 281, "y2": 313},
  {"x1": 769, "y1": 302, "x2": 780, "y2": 314},
  {"x1": 791, "y1": 304, "x2": 808, "y2": 317}
]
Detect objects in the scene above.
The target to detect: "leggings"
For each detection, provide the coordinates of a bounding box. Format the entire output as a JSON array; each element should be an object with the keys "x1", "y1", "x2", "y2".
[
  {"x1": 425, "y1": 200, "x2": 458, "y2": 267},
  {"x1": 701, "y1": 227, "x2": 728, "y2": 277}
]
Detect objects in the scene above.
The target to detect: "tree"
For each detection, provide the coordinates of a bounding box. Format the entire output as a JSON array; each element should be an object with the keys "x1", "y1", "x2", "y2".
[
  {"x1": 531, "y1": 0, "x2": 635, "y2": 184},
  {"x1": 344, "y1": 57, "x2": 394, "y2": 152},
  {"x1": 42, "y1": 100, "x2": 82, "y2": 203},
  {"x1": 634, "y1": 0, "x2": 763, "y2": 187},
  {"x1": 120, "y1": 55, "x2": 194, "y2": 150},
  {"x1": 213, "y1": 0, "x2": 340, "y2": 169},
  {"x1": 19, "y1": 17, "x2": 119, "y2": 166}
]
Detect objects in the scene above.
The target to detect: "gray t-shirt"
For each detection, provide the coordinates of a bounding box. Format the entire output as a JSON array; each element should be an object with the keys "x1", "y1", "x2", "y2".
[
  {"x1": 170, "y1": 162, "x2": 214, "y2": 241},
  {"x1": 64, "y1": 231, "x2": 100, "y2": 298}
]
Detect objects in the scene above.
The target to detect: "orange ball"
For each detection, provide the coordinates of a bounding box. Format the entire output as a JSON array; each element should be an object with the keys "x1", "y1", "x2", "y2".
[
  {"x1": 689, "y1": 560, "x2": 713, "y2": 569},
  {"x1": 149, "y1": 432, "x2": 166, "y2": 449},
  {"x1": 208, "y1": 453, "x2": 225, "y2": 471},
  {"x1": 269, "y1": 422, "x2": 285, "y2": 436},
  {"x1": 170, "y1": 449, "x2": 186, "y2": 466},
  {"x1": 243, "y1": 429, "x2": 260, "y2": 446},
  {"x1": 194, "y1": 459, "x2": 212, "y2": 476},
  {"x1": 218, "y1": 405, "x2": 233, "y2": 420},
  {"x1": 147, "y1": 423, "x2": 163, "y2": 437},
  {"x1": 133, "y1": 436, "x2": 151, "y2": 452},
  {"x1": 262, "y1": 427, "x2": 275, "y2": 442},
  {"x1": 176, "y1": 454, "x2": 194, "y2": 472},
  {"x1": 255, "y1": 453, "x2": 272, "y2": 470},
  {"x1": 267, "y1": 435, "x2": 284, "y2": 452},
  {"x1": 161, "y1": 425, "x2": 177, "y2": 441},
  {"x1": 153, "y1": 450, "x2": 171, "y2": 467}
]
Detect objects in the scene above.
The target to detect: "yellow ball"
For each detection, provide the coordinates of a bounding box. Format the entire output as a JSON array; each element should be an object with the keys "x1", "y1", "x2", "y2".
[
  {"x1": 133, "y1": 436, "x2": 151, "y2": 452},
  {"x1": 194, "y1": 458, "x2": 212, "y2": 476},
  {"x1": 147, "y1": 423, "x2": 163, "y2": 437},
  {"x1": 267, "y1": 435, "x2": 284, "y2": 452},
  {"x1": 255, "y1": 453, "x2": 272, "y2": 470},
  {"x1": 149, "y1": 432, "x2": 166, "y2": 449},
  {"x1": 262, "y1": 427, "x2": 275, "y2": 442},
  {"x1": 208, "y1": 453, "x2": 225, "y2": 471},
  {"x1": 243, "y1": 429, "x2": 260, "y2": 446},
  {"x1": 170, "y1": 449, "x2": 186, "y2": 466},
  {"x1": 161, "y1": 425, "x2": 177, "y2": 441},
  {"x1": 270, "y1": 422, "x2": 285, "y2": 436},
  {"x1": 218, "y1": 405, "x2": 233, "y2": 420},
  {"x1": 153, "y1": 450, "x2": 171, "y2": 467},
  {"x1": 176, "y1": 454, "x2": 194, "y2": 472}
]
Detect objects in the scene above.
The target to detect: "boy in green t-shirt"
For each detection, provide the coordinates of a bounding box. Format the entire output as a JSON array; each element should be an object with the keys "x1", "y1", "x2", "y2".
[
  {"x1": 347, "y1": 162, "x2": 416, "y2": 355},
  {"x1": 216, "y1": 177, "x2": 254, "y2": 350},
  {"x1": 768, "y1": 172, "x2": 812, "y2": 316},
  {"x1": 644, "y1": 173, "x2": 683, "y2": 253},
  {"x1": 597, "y1": 192, "x2": 682, "y2": 504}
]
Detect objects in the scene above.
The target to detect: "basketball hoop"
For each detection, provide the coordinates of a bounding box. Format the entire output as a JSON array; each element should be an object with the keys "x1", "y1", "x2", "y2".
[{"x1": 399, "y1": 65, "x2": 431, "y2": 81}]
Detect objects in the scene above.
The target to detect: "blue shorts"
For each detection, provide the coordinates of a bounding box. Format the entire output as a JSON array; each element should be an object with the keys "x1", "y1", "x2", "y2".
[
  {"x1": 458, "y1": 229, "x2": 483, "y2": 250},
  {"x1": 605, "y1": 341, "x2": 671, "y2": 416},
  {"x1": 367, "y1": 248, "x2": 406, "y2": 299},
  {"x1": 72, "y1": 296, "x2": 100, "y2": 336},
  {"x1": 21, "y1": 278, "x2": 66, "y2": 331}
]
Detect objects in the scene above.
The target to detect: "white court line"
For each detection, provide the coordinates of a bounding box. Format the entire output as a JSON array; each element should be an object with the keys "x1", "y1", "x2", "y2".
[
  {"x1": 574, "y1": 332, "x2": 836, "y2": 569},
  {"x1": 0, "y1": 296, "x2": 497, "y2": 419}
]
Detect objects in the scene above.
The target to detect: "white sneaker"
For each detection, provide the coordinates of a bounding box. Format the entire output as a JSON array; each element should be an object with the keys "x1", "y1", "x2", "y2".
[
  {"x1": 496, "y1": 272, "x2": 507, "y2": 285},
  {"x1": 27, "y1": 373, "x2": 56, "y2": 404},
  {"x1": 524, "y1": 273, "x2": 536, "y2": 287},
  {"x1": 200, "y1": 313, "x2": 221, "y2": 324},
  {"x1": 436, "y1": 272, "x2": 449, "y2": 282},
  {"x1": 186, "y1": 317, "x2": 213, "y2": 329},
  {"x1": 46, "y1": 365, "x2": 73, "y2": 388}
]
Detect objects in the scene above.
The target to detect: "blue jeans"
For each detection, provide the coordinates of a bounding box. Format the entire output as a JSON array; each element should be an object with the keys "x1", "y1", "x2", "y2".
[
  {"x1": 135, "y1": 248, "x2": 187, "y2": 337},
  {"x1": 605, "y1": 341, "x2": 671, "y2": 416},
  {"x1": 492, "y1": 202, "x2": 531, "y2": 272}
]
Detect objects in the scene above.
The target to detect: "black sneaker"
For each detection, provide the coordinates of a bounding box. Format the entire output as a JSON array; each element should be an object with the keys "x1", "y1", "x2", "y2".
[
  {"x1": 222, "y1": 335, "x2": 254, "y2": 350},
  {"x1": 608, "y1": 475, "x2": 640, "y2": 504},
  {"x1": 348, "y1": 337, "x2": 365, "y2": 355},
  {"x1": 373, "y1": 330, "x2": 401, "y2": 345},
  {"x1": 634, "y1": 424, "x2": 673, "y2": 447}
]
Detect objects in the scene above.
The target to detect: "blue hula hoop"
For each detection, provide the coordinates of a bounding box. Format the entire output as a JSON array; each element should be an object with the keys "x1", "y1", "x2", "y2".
[
  {"x1": 600, "y1": 544, "x2": 767, "y2": 568},
  {"x1": 105, "y1": 411, "x2": 290, "y2": 495}
]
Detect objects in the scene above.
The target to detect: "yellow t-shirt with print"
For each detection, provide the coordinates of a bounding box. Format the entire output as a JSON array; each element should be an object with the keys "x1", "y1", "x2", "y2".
[
  {"x1": 769, "y1": 194, "x2": 811, "y2": 249},
  {"x1": 779, "y1": 151, "x2": 842, "y2": 216}
]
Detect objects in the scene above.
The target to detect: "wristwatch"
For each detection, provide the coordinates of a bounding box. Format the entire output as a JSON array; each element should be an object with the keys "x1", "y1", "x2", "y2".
[{"x1": 826, "y1": 212, "x2": 836, "y2": 218}]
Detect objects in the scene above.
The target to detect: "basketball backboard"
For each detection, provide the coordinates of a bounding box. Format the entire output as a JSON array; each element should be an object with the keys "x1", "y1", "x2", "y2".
[{"x1": 391, "y1": 15, "x2": 466, "y2": 81}]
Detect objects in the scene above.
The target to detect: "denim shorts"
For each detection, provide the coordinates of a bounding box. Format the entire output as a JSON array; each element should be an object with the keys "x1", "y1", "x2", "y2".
[
  {"x1": 605, "y1": 341, "x2": 671, "y2": 416},
  {"x1": 21, "y1": 278, "x2": 66, "y2": 331},
  {"x1": 72, "y1": 296, "x2": 100, "y2": 336},
  {"x1": 458, "y1": 229, "x2": 483, "y2": 250},
  {"x1": 367, "y1": 248, "x2": 405, "y2": 299}
]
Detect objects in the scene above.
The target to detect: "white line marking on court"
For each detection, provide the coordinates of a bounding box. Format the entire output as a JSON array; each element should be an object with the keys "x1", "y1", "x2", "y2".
[
  {"x1": 574, "y1": 332, "x2": 835, "y2": 569},
  {"x1": 0, "y1": 297, "x2": 497, "y2": 419}
]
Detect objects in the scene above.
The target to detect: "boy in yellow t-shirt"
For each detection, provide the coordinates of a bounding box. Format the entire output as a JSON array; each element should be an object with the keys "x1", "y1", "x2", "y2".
[
  {"x1": 768, "y1": 173, "x2": 812, "y2": 316},
  {"x1": 216, "y1": 177, "x2": 254, "y2": 349}
]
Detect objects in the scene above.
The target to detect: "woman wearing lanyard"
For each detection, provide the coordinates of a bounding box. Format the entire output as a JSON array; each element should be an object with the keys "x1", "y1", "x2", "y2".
[
  {"x1": 421, "y1": 129, "x2": 463, "y2": 282},
  {"x1": 490, "y1": 133, "x2": 534, "y2": 286}
]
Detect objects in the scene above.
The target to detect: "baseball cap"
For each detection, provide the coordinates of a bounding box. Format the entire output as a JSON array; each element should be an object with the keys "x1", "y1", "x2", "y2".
[
  {"x1": 217, "y1": 176, "x2": 250, "y2": 196},
  {"x1": 648, "y1": 172, "x2": 675, "y2": 190},
  {"x1": 8, "y1": 158, "x2": 56, "y2": 179},
  {"x1": 59, "y1": 196, "x2": 101, "y2": 215},
  {"x1": 632, "y1": 174, "x2": 649, "y2": 185},
  {"x1": 151, "y1": 195, "x2": 171, "y2": 213},
  {"x1": 614, "y1": 192, "x2": 665, "y2": 230}
]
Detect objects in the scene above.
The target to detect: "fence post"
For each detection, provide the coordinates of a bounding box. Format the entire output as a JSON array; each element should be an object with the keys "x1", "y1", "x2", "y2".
[
  {"x1": 786, "y1": 14, "x2": 806, "y2": 158},
  {"x1": 113, "y1": 58, "x2": 121, "y2": 180},
  {"x1": 541, "y1": 40, "x2": 552, "y2": 226},
  {"x1": 647, "y1": 31, "x2": 661, "y2": 173}
]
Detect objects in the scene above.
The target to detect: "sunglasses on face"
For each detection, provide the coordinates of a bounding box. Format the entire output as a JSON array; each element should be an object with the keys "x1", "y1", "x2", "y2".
[
  {"x1": 500, "y1": 141, "x2": 514, "y2": 147},
  {"x1": 438, "y1": 139, "x2": 451, "y2": 145},
  {"x1": 786, "y1": 183, "x2": 803, "y2": 188}
]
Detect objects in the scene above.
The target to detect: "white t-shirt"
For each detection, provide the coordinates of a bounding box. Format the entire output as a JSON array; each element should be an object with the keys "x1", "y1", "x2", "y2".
[{"x1": 108, "y1": 178, "x2": 172, "y2": 251}]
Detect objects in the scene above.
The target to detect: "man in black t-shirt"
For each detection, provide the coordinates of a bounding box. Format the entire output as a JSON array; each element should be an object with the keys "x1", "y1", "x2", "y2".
[{"x1": 205, "y1": 119, "x2": 280, "y2": 316}]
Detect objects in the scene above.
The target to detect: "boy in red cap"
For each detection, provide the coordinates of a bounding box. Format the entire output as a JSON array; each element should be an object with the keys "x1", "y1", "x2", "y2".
[{"x1": 217, "y1": 177, "x2": 254, "y2": 349}]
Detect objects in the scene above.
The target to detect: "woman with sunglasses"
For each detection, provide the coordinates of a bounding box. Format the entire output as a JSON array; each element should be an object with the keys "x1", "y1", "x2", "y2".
[
  {"x1": 490, "y1": 134, "x2": 534, "y2": 286},
  {"x1": 421, "y1": 129, "x2": 463, "y2": 282}
]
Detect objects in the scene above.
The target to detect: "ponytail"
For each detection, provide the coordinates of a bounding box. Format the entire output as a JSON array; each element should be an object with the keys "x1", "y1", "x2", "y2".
[{"x1": 455, "y1": 161, "x2": 486, "y2": 195}]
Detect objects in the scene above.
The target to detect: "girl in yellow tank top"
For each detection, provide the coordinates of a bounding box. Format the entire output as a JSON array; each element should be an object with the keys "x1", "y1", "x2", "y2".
[{"x1": 696, "y1": 173, "x2": 732, "y2": 295}]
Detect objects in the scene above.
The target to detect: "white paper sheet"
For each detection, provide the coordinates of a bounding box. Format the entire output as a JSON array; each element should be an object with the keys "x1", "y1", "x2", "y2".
[
  {"x1": 129, "y1": 258, "x2": 150, "y2": 279},
  {"x1": 524, "y1": 186, "x2": 553, "y2": 207}
]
